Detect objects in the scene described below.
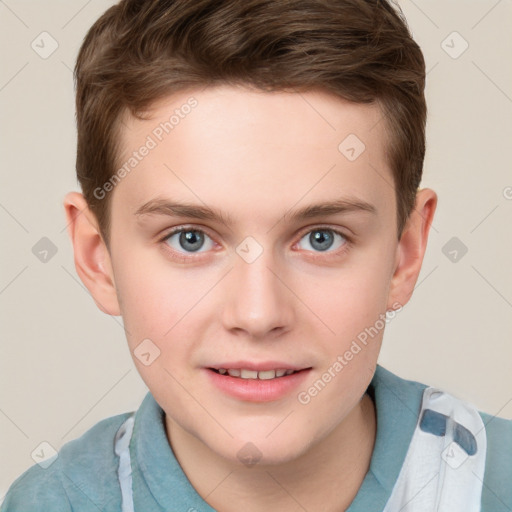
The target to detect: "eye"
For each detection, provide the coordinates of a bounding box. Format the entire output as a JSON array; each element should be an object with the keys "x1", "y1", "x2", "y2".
[
  {"x1": 160, "y1": 226, "x2": 350, "y2": 260},
  {"x1": 163, "y1": 228, "x2": 215, "y2": 254},
  {"x1": 296, "y1": 228, "x2": 348, "y2": 253}
]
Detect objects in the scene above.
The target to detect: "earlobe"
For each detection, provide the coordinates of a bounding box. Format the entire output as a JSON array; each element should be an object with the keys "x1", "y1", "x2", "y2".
[
  {"x1": 387, "y1": 188, "x2": 438, "y2": 310},
  {"x1": 63, "y1": 192, "x2": 121, "y2": 316}
]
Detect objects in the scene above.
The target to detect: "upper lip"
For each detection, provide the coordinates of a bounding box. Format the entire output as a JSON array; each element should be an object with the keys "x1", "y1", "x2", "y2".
[{"x1": 207, "y1": 361, "x2": 311, "y2": 371}]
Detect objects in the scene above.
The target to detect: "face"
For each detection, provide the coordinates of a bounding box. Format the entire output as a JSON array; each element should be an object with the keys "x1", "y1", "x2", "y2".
[{"x1": 103, "y1": 85, "x2": 404, "y2": 465}]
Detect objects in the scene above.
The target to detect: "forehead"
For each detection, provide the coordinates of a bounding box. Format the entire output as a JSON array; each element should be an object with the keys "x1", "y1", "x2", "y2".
[{"x1": 113, "y1": 85, "x2": 394, "y2": 227}]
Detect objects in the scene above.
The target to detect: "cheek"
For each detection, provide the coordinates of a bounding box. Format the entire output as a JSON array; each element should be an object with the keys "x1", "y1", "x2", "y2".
[
  {"x1": 113, "y1": 256, "x2": 217, "y2": 372},
  {"x1": 114, "y1": 257, "x2": 182, "y2": 345},
  {"x1": 305, "y1": 261, "x2": 391, "y2": 343},
  {"x1": 115, "y1": 266, "x2": 197, "y2": 393}
]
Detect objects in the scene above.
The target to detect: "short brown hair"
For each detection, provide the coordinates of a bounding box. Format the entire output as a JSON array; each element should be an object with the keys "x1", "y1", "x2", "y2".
[{"x1": 74, "y1": 0, "x2": 426, "y2": 246}]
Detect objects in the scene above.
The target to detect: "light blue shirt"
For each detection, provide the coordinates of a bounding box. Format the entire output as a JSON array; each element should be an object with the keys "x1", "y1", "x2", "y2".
[{"x1": 2, "y1": 365, "x2": 511, "y2": 511}]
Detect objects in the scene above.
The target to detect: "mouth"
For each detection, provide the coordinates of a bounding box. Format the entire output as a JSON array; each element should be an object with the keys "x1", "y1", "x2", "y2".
[
  {"x1": 208, "y1": 367, "x2": 310, "y2": 380},
  {"x1": 204, "y1": 361, "x2": 313, "y2": 402}
]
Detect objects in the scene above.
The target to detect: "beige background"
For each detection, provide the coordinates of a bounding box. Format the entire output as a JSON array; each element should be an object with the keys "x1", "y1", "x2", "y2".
[{"x1": 1, "y1": 0, "x2": 511, "y2": 500}]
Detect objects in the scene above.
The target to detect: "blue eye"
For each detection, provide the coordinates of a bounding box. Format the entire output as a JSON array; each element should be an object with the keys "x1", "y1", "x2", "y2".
[
  {"x1": 162, "y1": 226, "x2": 349, "y2": 260},
  {"x1": 297, "y1": 228, "x2": 347, "y2": 253},
  {"x1": 163, "y1": 229, "x2": 214, "y2": 253}
]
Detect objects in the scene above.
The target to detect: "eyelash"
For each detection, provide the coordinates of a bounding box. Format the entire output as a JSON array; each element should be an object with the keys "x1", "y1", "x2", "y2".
[{"x1": 159, "y1": 225, "x2": 353, "y2": 262}]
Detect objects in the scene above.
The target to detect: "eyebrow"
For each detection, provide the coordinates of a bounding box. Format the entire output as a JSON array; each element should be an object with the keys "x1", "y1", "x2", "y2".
[{"x1": 134, "y1": 197, "x2": 377, "y2": 226}]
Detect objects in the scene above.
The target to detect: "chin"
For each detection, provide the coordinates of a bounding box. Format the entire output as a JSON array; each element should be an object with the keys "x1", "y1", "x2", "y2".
[{"x1": 216, "y1": 431, "x2": 313, "y2": 469}]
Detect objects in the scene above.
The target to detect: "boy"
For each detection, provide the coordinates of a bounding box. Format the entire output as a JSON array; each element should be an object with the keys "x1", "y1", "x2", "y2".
[{"x1": 2, "y1": 0, "x2": 511, "y2": 510}]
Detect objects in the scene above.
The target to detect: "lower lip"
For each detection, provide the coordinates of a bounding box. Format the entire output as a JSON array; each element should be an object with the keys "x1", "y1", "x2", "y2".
[{"x1": 204, "y1": 368, "x2": 312, "y2": 402}]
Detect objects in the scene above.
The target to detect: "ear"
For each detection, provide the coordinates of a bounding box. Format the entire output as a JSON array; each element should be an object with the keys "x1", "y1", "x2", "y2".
[
  {"x1": 387, "y1": 188, "x2": 438, "y2": 310},
  {"x1": 63, "y1": 192, "x2": 121, "y2": 316}
]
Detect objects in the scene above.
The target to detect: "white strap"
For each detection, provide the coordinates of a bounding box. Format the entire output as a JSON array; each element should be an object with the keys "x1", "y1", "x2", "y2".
[
  {"x1": 114, "y1": 414, "x2": 136, "y2": 512},
  {"x1": 383, "y1": 387, "x2": 487, "y2": 512}
]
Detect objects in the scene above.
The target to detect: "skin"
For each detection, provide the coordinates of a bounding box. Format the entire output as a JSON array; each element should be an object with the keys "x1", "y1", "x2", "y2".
[{"x1": 64, "y1": 84, "x2": 437, "y2": 511}]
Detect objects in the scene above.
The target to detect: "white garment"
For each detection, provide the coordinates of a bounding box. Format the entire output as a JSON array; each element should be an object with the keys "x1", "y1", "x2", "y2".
[
  {"x1": 114, "y1": 412, "x2": 135, "y2": 512},
  {"x1": 383, "y1": 387, "x2": 487, "y2": 512}
]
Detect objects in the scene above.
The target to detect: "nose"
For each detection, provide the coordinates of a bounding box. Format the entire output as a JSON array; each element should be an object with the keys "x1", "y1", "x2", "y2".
[{"x1": 221, "y1": 248, "x2": 295, "y2": 340}]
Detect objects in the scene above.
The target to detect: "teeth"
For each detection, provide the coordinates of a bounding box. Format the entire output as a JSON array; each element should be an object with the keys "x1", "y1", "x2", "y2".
[
  {"x1": 217, "y1": 368, "x2": 297, "y2": 379},
  {"x1": 240, "y1": 369, "x2": 258, "y2": 379},
  {"x1": 258, "y1": 370, "x2": 276, "y2": 380}
]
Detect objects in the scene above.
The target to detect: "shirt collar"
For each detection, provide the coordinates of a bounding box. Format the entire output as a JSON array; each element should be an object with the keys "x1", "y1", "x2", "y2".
[
  {"x1": 347, "y1": 364, "x2": 426, "y2": 510},
  {"x1": 132, "y1": 391, "x2": 216, "y2": 510}
]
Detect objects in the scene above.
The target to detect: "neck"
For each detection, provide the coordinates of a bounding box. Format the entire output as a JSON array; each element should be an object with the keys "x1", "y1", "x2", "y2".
[{"x1": 166, "y1": 392, "x2": 376, "y2": 512}]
